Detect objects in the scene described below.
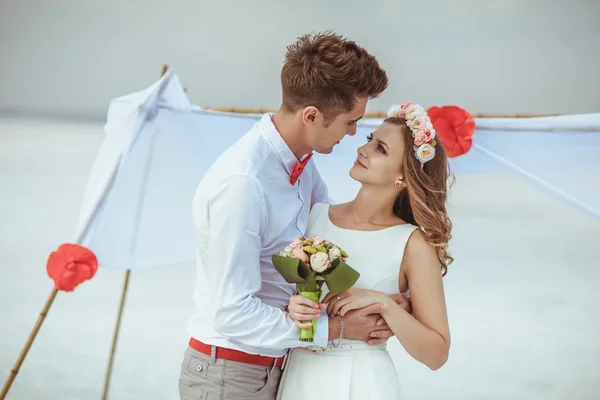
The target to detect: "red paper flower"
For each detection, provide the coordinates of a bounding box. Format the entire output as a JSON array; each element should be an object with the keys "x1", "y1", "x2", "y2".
[
  {"x1": 426, "y1": 106, "x2": 476, "y2": 157},
  {"x1": 46, "y1": 244, "x2": 98, "y2": 292}
]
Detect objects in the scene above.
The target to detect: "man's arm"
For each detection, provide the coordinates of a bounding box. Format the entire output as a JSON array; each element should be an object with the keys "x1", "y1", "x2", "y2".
[
  {"x1": 311, "y1": 166, "x2": 332, "y2": 205},
  {"x1": 321, "y1": 291, "x2": 413, "y2": 345},
  {"x1": 202, "y1": 174, "x2": 329, "y2": 349}
]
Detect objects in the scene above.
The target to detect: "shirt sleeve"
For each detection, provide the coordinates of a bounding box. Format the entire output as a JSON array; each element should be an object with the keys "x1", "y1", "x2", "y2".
[
  {"x1": 203, "y1": 174, "x2": 328, "y2": 349},
  {"x1": 311, "y1": 166, "x2": 332, "y2": 206}
]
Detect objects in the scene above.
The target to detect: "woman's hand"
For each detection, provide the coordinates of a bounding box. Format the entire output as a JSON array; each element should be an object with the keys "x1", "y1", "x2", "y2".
[
  {"x1": 323, "y1": 288, "x2": 391, "y2": 317},
  {"x1": 286, "y1": 294, "x2": 325, "y2": 328}
]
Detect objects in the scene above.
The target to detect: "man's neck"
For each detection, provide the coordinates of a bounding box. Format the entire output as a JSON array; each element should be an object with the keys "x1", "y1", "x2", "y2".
[{"x1": 271, "y1": 110, "x2": 311, "y2": 160}]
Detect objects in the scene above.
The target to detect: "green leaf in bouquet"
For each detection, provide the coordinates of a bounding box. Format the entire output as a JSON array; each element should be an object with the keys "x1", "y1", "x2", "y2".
[
  {"x1": 316, "y1": 245, "x2": 327, "y2": 253},
  {"x1": 321, "y1": 259, "x2": 360, "y2": 295},
  {"x1": 271, "y1": 255, "x2": 310, "y2": 283},
  {"x1": 271, "y1": 255, "x2": 317, "y2": 291}
]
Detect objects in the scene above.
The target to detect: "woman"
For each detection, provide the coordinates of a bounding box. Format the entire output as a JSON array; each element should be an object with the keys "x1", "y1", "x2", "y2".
[{"x1": 277, "y1": 103, "x2": 453, "y2": 399}]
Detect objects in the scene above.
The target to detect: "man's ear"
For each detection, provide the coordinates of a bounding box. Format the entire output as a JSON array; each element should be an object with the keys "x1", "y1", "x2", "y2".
[{"x1": 302, "y1": 106, "x2": 318, "y2": 125}]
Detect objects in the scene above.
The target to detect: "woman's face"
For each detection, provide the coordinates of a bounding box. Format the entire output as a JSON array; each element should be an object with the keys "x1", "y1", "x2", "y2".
[{"x1": 349, "y1": 121, "x2": 407, "y2": 187}]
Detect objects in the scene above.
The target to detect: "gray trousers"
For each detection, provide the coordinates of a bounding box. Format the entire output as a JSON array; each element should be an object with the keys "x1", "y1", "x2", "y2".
[{"x1": 178, "y1": 345, "x2": 283, "y2": 400}]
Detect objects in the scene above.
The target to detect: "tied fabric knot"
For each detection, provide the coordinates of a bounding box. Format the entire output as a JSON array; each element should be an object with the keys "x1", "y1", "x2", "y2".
[
  {"x1": 47, "y1": 243, "x2": 98, "y2": 292},
  {"x1": 426, "y1": 105, "x2": 475, "y2": 158},
  {"x1": 290, "y1": 152, "x2": 313, "y2": 185}
]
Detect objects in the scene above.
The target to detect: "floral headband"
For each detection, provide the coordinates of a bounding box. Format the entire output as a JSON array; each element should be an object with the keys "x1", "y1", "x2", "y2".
[{"x1": 387, "y1": 103, "x2": 437, "y2": 164}]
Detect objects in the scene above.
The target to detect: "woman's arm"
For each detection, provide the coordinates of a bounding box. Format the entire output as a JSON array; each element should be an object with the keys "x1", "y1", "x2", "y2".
[
  {"x1": 328, "y1": 230, "x2": 450, "y2": 370},
  {"x1": 380, "y1": 230, "x2": 450, "y2": 370}
]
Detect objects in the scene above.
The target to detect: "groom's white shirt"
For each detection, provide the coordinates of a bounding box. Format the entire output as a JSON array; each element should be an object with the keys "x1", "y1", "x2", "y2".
[{"x1": 187, "y1": 113, "x2": 330, "y2": 358}]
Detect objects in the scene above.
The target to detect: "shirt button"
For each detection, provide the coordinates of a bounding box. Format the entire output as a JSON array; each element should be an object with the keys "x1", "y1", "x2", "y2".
[{"x1": 196, "y1": 365, "x2": 203, "y2": 372}]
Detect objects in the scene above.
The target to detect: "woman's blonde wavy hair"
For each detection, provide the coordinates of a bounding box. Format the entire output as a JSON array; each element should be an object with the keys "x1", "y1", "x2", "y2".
[{"x1": 385, "y1": 117, "x2": 454, "y2": 276}]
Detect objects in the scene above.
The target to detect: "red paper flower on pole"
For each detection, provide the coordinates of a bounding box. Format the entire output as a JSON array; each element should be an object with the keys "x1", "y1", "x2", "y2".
[
  {"x1": 47, "y1": 244, "x2": 98, "y2": 292},
  {"x1": 426, "y1": 106, "x2": 476, "y2": 157}
]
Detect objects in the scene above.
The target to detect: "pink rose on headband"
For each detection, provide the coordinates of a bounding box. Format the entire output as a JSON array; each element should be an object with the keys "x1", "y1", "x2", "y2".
[
  {"x1": 388, "y1": 104, "x2": 412, "y2": 119},
  {"x1": 416, "y1": 128, "x2": 436, "y2": 143},
  {"x1": 414, "y1": 130, "x2": 429, "y2": 146},
  {"x1": 398, "y1": 103, "x2": 413, "y2": 118}
]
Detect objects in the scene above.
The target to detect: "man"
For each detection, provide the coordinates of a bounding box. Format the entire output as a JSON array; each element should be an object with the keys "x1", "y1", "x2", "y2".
[{"x1": 179, "y1": 32, "x2": 406, "y2": 399}]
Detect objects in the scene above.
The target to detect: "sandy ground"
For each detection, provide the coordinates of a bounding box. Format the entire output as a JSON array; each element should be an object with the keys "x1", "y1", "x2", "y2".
[{"x1": 1, "y1": 116, "x2": 599, "y2": 399}]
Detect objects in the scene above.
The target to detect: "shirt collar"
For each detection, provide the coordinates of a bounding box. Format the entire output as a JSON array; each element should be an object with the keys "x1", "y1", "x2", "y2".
[{"x1": 259, "y1": 113, "x2": 309, "y2": 175}]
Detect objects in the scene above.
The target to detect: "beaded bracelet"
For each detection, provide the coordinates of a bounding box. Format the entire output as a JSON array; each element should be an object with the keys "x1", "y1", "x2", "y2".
[{"x1": 332, "y1": 314, "x2": 344, "y2": 348}]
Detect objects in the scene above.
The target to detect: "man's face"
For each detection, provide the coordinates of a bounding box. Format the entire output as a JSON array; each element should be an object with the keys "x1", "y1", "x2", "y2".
[{"x1": 306, "y1": 96, "x2": 367, "y2": 154}]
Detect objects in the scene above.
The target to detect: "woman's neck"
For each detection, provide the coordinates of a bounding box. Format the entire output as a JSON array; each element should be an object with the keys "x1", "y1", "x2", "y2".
[{"x1": 345, "y1": 186, "x2": 399, "y2": 226}]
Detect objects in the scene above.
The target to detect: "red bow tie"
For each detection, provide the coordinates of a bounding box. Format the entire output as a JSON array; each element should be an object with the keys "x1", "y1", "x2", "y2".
[{"x1": 290, "y1": 153, "x2": 313, "y2": 185}]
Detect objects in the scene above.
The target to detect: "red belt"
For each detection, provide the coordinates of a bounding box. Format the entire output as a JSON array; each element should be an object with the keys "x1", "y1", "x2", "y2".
[{"x1": 189, "y1": 338, "x2": 285, "y2": 368}]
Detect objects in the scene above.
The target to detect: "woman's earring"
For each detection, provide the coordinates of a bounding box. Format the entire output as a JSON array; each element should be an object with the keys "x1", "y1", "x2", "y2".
[{"x1": 394, "y1": 180, "x2": 402, "y2": 187}]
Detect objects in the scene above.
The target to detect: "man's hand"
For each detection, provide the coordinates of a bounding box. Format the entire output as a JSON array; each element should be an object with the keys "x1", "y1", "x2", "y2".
[
  {"x1": 287, "y1": 294, "x2": 327, "y2": 328},
  {"x1": 330, "y1": 303, "x2": 389, "y2": 342}
]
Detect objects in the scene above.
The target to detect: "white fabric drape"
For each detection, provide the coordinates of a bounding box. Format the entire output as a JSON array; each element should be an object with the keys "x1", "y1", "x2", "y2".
[{"x1": 74, "y1": 70, "x2": 600, "y2": 269}]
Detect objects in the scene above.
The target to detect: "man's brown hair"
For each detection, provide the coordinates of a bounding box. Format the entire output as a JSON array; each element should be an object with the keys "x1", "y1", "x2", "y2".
[{"x1": 280, "y1": 32, "x2": 388, "y2": 124}]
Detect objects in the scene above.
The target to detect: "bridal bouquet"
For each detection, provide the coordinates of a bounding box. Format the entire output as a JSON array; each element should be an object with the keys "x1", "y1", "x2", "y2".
[{"x1": 272, "y1": 236, "x2": 360, "y2": 342}]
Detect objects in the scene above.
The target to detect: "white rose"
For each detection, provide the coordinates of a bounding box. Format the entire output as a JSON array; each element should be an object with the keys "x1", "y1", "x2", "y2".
[
  {"x1": 405, "y1": 104, "x2": 425, "y2": 120},
  {"x1": 280, "y1": 246, "x2": 293, "y2": 257},
  {"x1": 407, "y1": 115, "x2": 429, "y2": 131},
  {"x1": 415, "y1": 143, "x2": 436, "y2": 163},
  {"x1": 387, "y1": 104, "x2": 402, "y2": 118},
  {"x1": 328, "y1": 246, "x2": 341, "y2": 260},
  {"x1": 310, "y1": 252, "x2": 329, "y2": 273}
]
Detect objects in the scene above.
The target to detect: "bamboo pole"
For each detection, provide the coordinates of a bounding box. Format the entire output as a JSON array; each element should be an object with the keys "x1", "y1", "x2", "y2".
[
  {"x1": 101, "y1": 269, "x2": 131, "y2": 400},
  {"x1": 201, "y1": 107, "x2": 558, "y2": 119},
  {"x1": 102, "y1": 64, "x2": 161, "y2": 400},
  {"x1": 0, "y1": 287, "x2": 59, "y2": 400}
]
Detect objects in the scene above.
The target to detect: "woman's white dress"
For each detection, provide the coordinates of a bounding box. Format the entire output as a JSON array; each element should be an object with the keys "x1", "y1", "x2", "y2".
[{"x1": 277, "y1": 203, "x2": 418, "y2": 400}]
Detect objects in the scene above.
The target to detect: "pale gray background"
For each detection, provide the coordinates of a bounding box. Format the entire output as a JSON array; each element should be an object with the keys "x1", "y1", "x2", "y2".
[
  {"x1": 1, "y1": 2, "x2": 600, "y2": 399},
  {"x1": 1, "y1": 0, "x2": 599, "y2": 119}
]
